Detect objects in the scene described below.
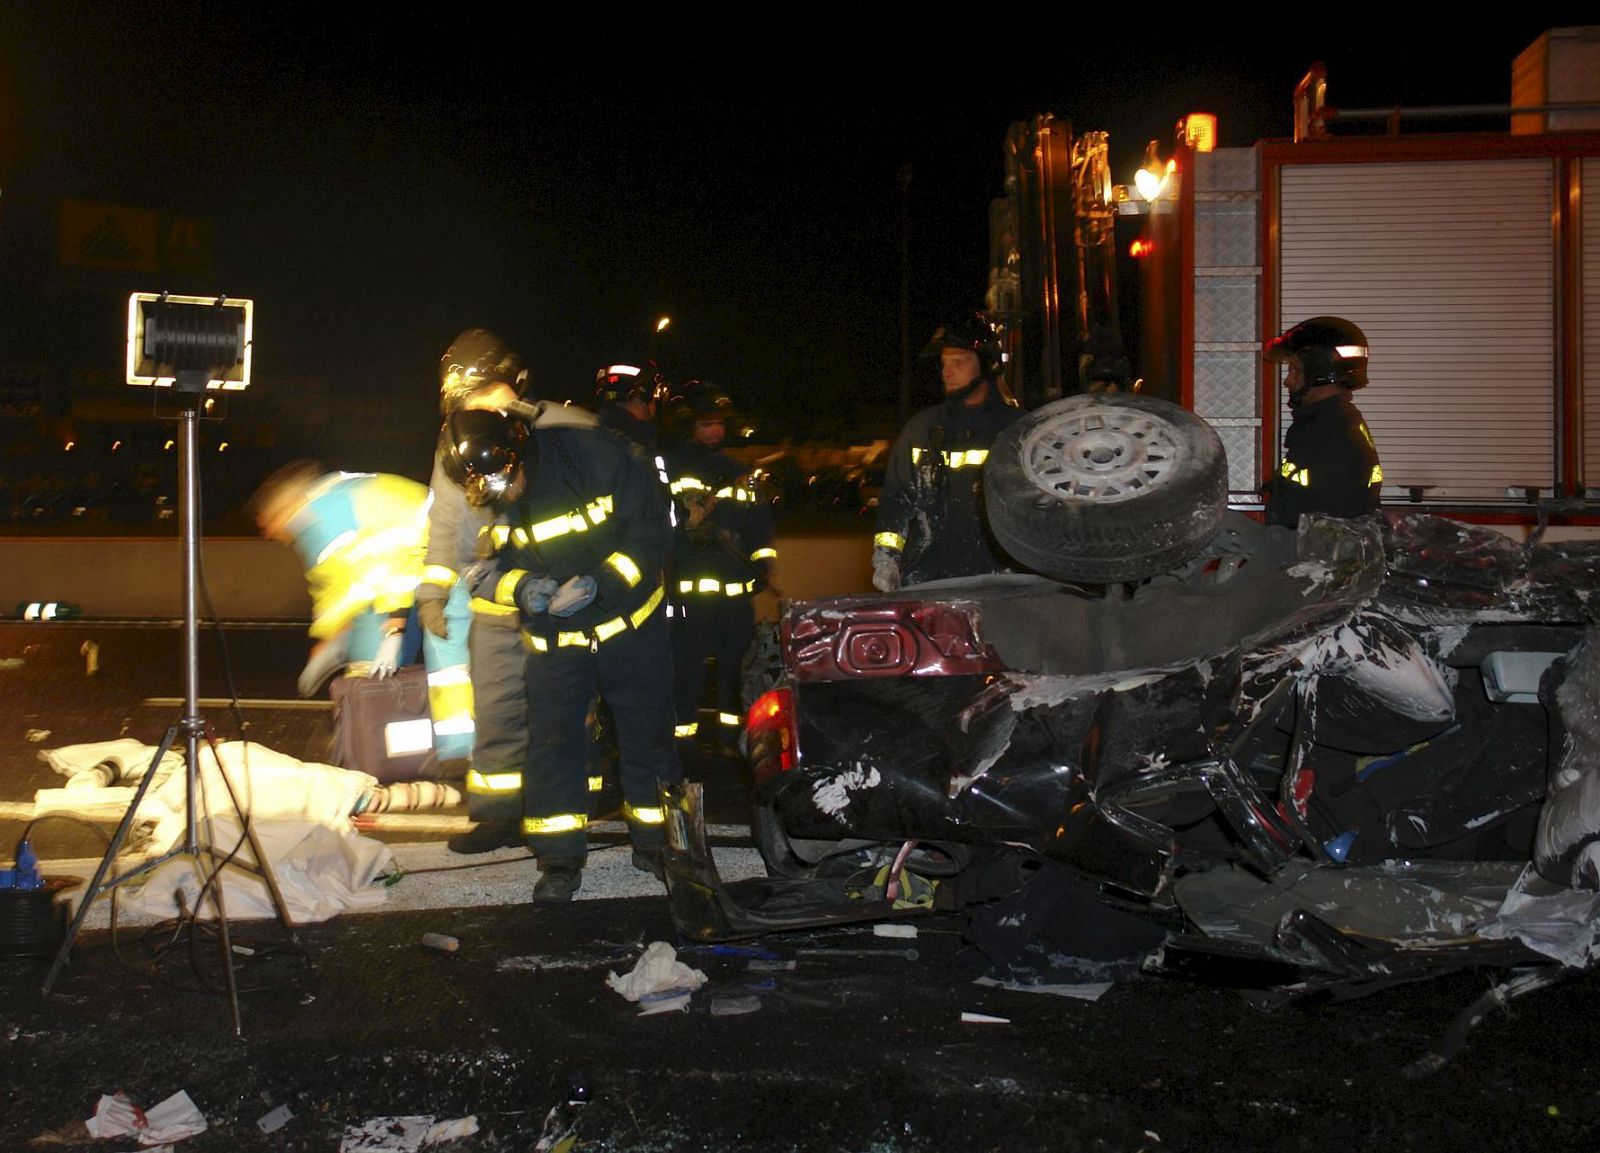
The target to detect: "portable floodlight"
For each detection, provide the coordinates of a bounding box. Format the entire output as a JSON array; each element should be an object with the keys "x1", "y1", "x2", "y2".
[{"x1": 126, "y1": 292, "x2": 253, "y2": 392}]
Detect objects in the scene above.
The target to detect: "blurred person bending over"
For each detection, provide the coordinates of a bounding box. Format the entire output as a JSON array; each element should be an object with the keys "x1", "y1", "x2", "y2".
[
  {"x1": 444, "y1": 407, "x2": 681, "y2": 903},
  {"x1": 250, "y1": 462, "x2": 431, "y2": 700},
  {"x1": 1260, "y1": 316, "x2": 1383, "y2": 528},
  {"x1": 662, "y1": 381, "x2": 775, "y2": 750},
  {"x1": 872, "y1": 316, "x2": 1021, "y2": 590}
]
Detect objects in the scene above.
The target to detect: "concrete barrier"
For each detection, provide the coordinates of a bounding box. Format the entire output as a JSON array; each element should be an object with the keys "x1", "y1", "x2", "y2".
[{"x1": 0, "y1": 533, "x2": 875, "y2": 620}]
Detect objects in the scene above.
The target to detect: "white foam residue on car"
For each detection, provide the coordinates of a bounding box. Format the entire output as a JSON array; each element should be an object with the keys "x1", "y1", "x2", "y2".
[
  {"x1": 812, "y1": 763, "x2": 881, "y2": 818},
  {"x1": 1301, "y1": 617, "x2": 1455, "y2": 722},
  {"x1": 1286, "y1": 559, "x2": 1335, "y2": 596}
]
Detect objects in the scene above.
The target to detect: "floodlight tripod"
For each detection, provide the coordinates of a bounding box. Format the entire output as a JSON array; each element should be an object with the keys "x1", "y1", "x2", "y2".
[{"x1": 41, "y1": 380, "x2": 298, "y2": 1035}]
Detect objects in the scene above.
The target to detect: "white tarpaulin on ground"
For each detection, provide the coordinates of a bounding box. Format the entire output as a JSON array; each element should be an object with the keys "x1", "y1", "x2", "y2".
[{"x1": 37, "y1": 739, "x2": 392, "y2": 923}]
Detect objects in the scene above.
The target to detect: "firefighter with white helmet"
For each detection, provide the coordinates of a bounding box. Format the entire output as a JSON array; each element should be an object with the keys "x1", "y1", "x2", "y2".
[{"x1": 1261, "y1": 315, "x2": 1383, "y2": 528}]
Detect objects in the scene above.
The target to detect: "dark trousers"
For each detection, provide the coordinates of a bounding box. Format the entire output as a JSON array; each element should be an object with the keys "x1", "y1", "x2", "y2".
[
  {"x1": 465, "y1": 615, "x2": 527, "y2": 824},
  {"x1": 672, "y1": 595, "x2": 756, "y2": 734},
  {"x1": 523, "y1": 609, "x2": 681, "y2": 860}
]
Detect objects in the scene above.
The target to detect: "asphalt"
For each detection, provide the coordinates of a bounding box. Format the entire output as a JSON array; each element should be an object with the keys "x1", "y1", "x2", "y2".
[{"x1": 4, "y1": 622, "x2": 1600, "y2": 1152}]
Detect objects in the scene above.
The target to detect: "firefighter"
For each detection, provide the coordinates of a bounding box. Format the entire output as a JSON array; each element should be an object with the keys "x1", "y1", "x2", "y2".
[
  {"x1": 872, "y1": 316, "x2": 1022, "y2": 590},
  {"x1": 444, "y1": 407, "x2": 681, "y2": 903},
  {"x1": 418, "y1": 328, "x2": 528, "y2": 853},
  {"x1": 662, "y1": 381, "x2": 775, "y2": 749},
  {"x1": 250, "y1": 462, "x2": 429, "y2": 699},
  {"x1": 595, "y1": 360, "x2": 668, "y2": 451},
  {"x1": 1260, "y1": 316, "x2": 1383, "y2": 528}
]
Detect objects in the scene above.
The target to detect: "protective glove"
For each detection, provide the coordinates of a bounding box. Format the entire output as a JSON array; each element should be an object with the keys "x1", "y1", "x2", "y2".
[
  {"x1": 515, "y1": 574, "x2": 562, "y2": 616},
  {"x1": 870, "y1": 545, "x2": 902, "y2": 593},
  {"x1": 417, "y1": 598, "x2": 449, "y2": 639},
  {"x1": 370, "y1": 631, "x2": 405, "y2": 678},
  {"x1": 547, "y1": 574, "x2": 598, "y2": 617},
  {"x1": 461, "y1": 559, "x2": 500, "y2": 601},
  {"x1": 297, "y1": 634, "x2": 349, "y2": 699}
]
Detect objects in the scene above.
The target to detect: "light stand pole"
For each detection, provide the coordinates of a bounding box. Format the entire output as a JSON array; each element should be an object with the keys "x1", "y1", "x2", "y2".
[{"x1": 41, "y1": 297, "x2": 296, "y2": 1036}]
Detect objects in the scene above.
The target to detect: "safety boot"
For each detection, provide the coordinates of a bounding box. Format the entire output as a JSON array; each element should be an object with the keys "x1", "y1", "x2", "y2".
[
  {"x1": 532, "y1": 858, "x2": 584, "y2": 903},
  {"x1": 446, "y1": 821, "x2": 521, "y2": 855},
  {"x1": 631, "y1": 846, "x2": 666, "y2": 882}
]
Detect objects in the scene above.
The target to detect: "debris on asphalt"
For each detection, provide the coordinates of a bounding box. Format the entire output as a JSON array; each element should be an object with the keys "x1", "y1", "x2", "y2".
[
  {"x1": 874, "y1": 922, "x2": 918, "y2": 939},
  {"x1": 606, "y1": 940, "x2": 707, "y2": 1008},
  {"x1": 747, "y1": 958, "x2": 796, "y2": 971},
  {"x1": 0, "y1": 657, "x2": 23, "y2": 669},
  {"x1": 25, "y1": 728, "x2": 49, "y2": 742},
  {"x1": 973, "y1": 975, "x2": 1114, "y2": 1001},
  {"x1": 961, "y1": 1011, "x2": 1010, "y2": 1024},
  {"x1": 637, "y1": 986, "x2": 697, "y2": 1015},
  {"x1": 79, "y1": 639, "x2": 98, "y2": 675},
  {"x1": 710, "y1": 992, "x2": 763, "y2": 1016},
  {"x1": 256, "y1": 1103, "x2": 294, "y2": 1133},
  {"x1": 338, "y1": 1115, "x2": 433, "y2": 1151},
  {"x1": 796, "y1": 945, "x2": 919, "y2": 961},
  {"x1": 84, "y1": 1088, "x2": 207, "y2": 1144},
  {"x1": 420, "y1": 932, "x2": 459, "y2": 954}
]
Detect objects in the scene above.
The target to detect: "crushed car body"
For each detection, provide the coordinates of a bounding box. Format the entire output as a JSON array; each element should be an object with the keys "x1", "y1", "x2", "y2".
[{"x1": 663, "y1": 506, "x2": 1600, "y2": 1004}]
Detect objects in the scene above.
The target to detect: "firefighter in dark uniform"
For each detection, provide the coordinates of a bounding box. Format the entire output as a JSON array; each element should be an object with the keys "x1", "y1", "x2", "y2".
[
  {"x1": 419, "y1": 329, "x2": 531, "y2": 854},
  {"x1": 595, "y1": 360, "x2": 667, "y2": 451},
  {"x1": 445, "y1": 408, "x2": 681, "y2": 903},
  {"x1": 663, "y1": 381, "x2": 775, "y2": 748},
  {"x1": 1261, "y1": 316, "x2": 1383, "y2": 528},
  {"x1": 872, "y1": 316, "x2": 1022, "y2": 590}
]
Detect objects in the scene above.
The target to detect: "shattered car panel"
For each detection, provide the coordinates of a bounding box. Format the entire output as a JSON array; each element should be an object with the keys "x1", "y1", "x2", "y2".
[{"x1": 663, "y1": 510, "x2": 1600, "y2": 1003}]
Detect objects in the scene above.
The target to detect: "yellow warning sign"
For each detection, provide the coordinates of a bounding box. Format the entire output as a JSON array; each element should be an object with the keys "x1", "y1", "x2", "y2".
[
  {"x1": 59, "y1": 198, "x2": 160, "y2": 272},
  {"x1": 57, "y1": 199, "x2": 213, "y2": 275}
]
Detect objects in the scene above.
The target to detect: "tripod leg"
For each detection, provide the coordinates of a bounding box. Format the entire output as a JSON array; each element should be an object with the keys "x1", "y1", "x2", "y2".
[
  {"x1": 198, "y1": 730, "x2": 300, "y2": 942},
  {"x1": 41, "y1": 725, "x2": 182, "y2": 995},
  {"x1": 186, "y1": 839, "x2": 245, "y2": 1037}
]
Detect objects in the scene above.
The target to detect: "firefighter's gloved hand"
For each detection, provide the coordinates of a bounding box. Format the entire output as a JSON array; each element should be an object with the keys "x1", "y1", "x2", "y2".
[
  {"x1": 417, "y1": 598, "x2": 449, "y2": 638},
  {"x1": 461, "y1": 559, "x2": 499, "y2": 601},
  {"x1": 370, "y1": 631, "x2": 404, "y2": 679},
  {"x1": 297, "y1": 635, "x2": 348, "y2": 699},
  {"x1": 514, "y1": 574, "x2": 561, "y2": 616},
  {"x1": 871, "y1": 546, "x2": 902, "y2": 592},
  {"x1": 547, "y1": 574, "x2": 598, "y2": 617}
]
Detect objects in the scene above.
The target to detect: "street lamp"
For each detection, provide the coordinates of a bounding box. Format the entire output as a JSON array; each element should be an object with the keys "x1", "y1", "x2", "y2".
[{"x1": 655, "y1": 316, "x2": 671, "y2": 334}]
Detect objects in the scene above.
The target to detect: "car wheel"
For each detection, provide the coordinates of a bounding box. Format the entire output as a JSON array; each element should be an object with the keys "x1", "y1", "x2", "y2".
[{"x1": 983, "y1": 393, "x2": 1227, "y2": 583}]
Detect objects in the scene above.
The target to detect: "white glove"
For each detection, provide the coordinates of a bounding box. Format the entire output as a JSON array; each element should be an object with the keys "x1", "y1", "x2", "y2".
[
  {"x1": 547, "y1": 574, "x2": 598, "y2": 617},
  {"x1": 870, "y1": 546, "x2": 902, "y2": 593},
  {"x1": 370, "y1": 632, "x2": 404, "y2": 678}
]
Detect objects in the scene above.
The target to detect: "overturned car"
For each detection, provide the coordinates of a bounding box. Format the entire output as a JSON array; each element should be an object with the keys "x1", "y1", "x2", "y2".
[{"x1": 662, "y1": 394, "x2": 1600, "y2": 1013}]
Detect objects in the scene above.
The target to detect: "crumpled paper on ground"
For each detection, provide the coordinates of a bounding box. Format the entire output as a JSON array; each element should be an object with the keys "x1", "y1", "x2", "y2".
[
  {"x1": 606, "y1": 941, "x2": 707, "y2": 1004},
  {"x1": 84, "y1": 1089, "x2": 207, "y2": 1145},
  {"x1": 338, "y1": 1114, "x2": 478, "y2": 1151}
]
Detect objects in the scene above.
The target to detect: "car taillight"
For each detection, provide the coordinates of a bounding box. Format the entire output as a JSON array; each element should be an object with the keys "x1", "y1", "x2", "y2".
[
  {"x1": 784, "y1": 599, "x2": 1003, "y2": 681},
  {"x1": 747, "y1": 687, "x2": 798, "y2": 784}
]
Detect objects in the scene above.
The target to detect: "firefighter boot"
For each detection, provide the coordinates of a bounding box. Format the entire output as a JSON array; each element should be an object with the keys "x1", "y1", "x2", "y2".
[
  {"x1": 631, "y1": 846, "x2": 666, "y2": 883},
  {"x1": 446, "y1": 821, "x2": 521, "y2": 855},
  {"x1": 532, "y1": 857, "x2": 584, "y2": 903}
]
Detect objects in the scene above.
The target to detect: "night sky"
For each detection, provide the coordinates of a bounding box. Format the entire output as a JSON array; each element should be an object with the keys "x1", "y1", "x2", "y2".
[{"x1": 1, "y1": 9, "x2": 1588, "y2": 437}]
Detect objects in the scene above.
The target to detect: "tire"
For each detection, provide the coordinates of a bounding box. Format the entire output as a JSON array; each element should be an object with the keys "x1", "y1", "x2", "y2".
[{"x1": 983, "y1": 393, "x2": 1227, "y2": 584}]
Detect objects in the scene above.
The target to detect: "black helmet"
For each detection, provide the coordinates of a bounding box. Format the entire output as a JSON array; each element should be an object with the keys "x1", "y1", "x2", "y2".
[
  {"x1": 441, "y1": 408, "x2": 531, "y2": 507},
  {"x1": 673, "y1": 379, "x2": 739, "y2": 423},
  {"x1": 595, "y1": 360, "x2": 668, "y2": 407},
  {"x1": 922, "y1": 315, "x2": 1003, "y2": 380},
  {"x1": 439, "y1": 328, "x2": 528, "y2": 415},
  {"x1": 1265, "y1": 316, "x2": 1369, "y2": 390}
]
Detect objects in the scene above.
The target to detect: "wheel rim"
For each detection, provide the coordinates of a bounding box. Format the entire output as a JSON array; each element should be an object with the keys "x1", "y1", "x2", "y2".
[{"x1": 1020, "y1": 405, "x2": 1184, "y2": 504}]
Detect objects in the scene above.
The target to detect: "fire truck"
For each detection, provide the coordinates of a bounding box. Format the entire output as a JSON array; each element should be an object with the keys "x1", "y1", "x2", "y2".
[{"x1": 986, "y1": 26, "x2": 1600, "y2": 538}]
